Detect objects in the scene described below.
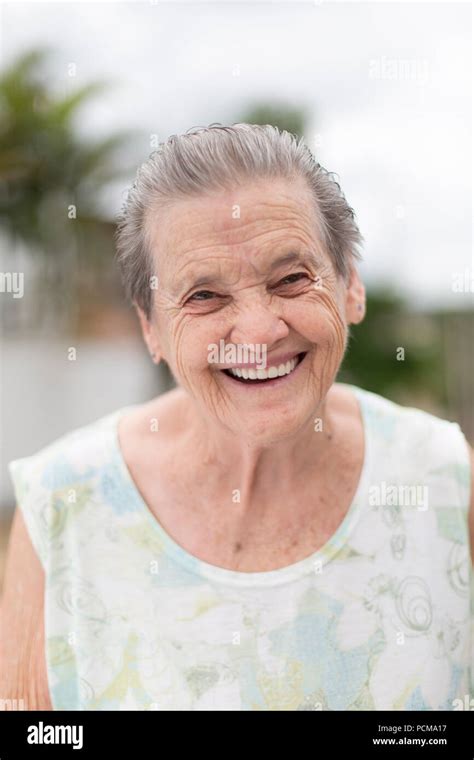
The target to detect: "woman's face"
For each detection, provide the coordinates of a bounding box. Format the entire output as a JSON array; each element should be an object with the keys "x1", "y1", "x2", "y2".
[{"x1": 139, "y1": 175, "x2": 365, "y2": 444}]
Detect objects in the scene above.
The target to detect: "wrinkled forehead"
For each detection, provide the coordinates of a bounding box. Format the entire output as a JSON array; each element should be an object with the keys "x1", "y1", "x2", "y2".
[{"x1": 144, "y1": 176, "x2": 328, "y2": 285}]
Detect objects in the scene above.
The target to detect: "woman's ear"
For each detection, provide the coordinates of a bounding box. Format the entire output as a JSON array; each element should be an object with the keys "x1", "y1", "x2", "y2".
[
  {"x1": 344, "y1": 265, "x2": 366, "y2": 325},
  {"x1": 135, "y1": 303, "x2": 162, "y2": 364}
]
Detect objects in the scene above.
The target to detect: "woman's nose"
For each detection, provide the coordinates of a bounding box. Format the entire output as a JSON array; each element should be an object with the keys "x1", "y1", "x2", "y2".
[{"x1": 229, "y1": 300, "x2": 289, "y2": 347}]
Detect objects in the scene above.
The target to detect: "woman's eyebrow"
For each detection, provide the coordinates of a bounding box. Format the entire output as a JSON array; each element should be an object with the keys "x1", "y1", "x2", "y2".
[
  {"x1": 268, "y1": 250, "x2": 323, "y2": 271},
  {"x1": 186, "y1": 274, "x2": 220, "y2": 289}
]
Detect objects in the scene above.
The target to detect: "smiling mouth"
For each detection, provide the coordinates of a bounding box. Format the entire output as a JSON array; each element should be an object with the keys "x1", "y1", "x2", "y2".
[{"x1": 221, "y1": 352, "x2": 307, "y2": 384}]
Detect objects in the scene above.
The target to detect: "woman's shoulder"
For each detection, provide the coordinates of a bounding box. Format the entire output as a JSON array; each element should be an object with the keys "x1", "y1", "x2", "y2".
[
  {"x1": 7, "y1": 405, "x2": 132, "y2": 571},
  {"x1": 343, "y1": 383, "x2": 471, "y2": 506}
]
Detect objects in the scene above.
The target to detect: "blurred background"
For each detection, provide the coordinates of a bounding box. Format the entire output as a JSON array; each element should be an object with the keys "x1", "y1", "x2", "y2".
[{"x1": 0, "y1": 1, "x2": 472, "y2": 590}]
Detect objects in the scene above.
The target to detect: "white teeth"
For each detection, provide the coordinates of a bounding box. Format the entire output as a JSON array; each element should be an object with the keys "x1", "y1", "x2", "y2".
[{"x1": 227, "y1": 355, "x2": 300, "y2": 381}]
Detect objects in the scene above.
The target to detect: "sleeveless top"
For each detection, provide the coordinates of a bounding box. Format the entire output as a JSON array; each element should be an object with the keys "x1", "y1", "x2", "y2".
[{"x1": 8, "y1": 384, "x2": 473, "y2": 711}]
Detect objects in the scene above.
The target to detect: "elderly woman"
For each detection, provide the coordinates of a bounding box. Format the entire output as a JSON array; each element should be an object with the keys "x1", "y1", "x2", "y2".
[{"x1": 1, "y1": 124, "x2": 473, "y2": 712}]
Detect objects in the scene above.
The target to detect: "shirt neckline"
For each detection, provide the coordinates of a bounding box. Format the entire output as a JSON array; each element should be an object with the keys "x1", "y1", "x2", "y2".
[{"x1": 109, "y1": 383, "x2": 372, "y2": 587}]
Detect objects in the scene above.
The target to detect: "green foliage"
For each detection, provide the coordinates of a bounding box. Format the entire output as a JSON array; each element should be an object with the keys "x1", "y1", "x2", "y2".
[
  {"x1": 338, "y1": 288, "x2": 445, "y2": 404},
  {"x1": 0, "y1": 48, "x2": 134, "y2": 258},
  {"x1": 239, "y1": 102, "x2": 307, "y2": 139}
]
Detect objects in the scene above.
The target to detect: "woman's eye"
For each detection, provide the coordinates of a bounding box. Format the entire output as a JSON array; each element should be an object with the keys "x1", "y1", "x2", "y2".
[
  {"x1": 276, "y1": 272, "x2": 309, "y2": 287},
  {"x1": 187, "y1": 290, "x2": 217, "y2": 302}
]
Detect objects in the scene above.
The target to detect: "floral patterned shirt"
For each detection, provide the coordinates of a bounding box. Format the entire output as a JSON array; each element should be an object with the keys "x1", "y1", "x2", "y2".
[{"x1": 8, "y1": 384, "x2": 473, "y2": 710}]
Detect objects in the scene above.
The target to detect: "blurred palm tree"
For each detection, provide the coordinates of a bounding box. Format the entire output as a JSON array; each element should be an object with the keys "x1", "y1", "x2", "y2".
[{"x1": 0, "y1": 48, "x2": 136, "y2": 331}]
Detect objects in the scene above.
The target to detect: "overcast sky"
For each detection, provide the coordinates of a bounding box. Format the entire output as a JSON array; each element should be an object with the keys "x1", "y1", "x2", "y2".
[{"x1": 1, "y1": 0, "x2": 472, "y2": 308}]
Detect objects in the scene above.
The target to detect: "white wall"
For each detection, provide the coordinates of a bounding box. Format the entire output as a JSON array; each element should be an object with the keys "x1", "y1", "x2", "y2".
[{"x1": 1, "y1": 338, "x2": 165, "y2": 513}]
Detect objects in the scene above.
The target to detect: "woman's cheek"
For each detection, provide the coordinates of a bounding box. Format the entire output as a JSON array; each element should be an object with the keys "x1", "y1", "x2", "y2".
[
  {"x1": 171, "y1": 318, "x2": 217, "y2": 390},
  {"x1": 162, "y1": 314, "x2": 196, "y2": 385},
  {"x1": 284, "y1": 291, "x2": 346, "y2": 349}
]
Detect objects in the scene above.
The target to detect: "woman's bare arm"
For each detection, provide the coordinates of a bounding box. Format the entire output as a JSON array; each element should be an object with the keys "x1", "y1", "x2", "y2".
[{"x1": 0, "y1": 506, "x2": 53, "y2": 710}]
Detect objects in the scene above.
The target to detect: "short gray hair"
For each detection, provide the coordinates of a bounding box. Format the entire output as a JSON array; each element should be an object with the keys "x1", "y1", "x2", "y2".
[{"x1": 115, "y1": 123, "x2": 364, "y2": 319}]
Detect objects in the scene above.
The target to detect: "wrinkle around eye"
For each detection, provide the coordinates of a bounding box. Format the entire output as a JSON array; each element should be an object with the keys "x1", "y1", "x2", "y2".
[
  {"x1": 183, "y1": 292, "x2": 231, "y2": 313},
  {"x1": 271, "y1": 275, "x2": 316, "y2": 296}
]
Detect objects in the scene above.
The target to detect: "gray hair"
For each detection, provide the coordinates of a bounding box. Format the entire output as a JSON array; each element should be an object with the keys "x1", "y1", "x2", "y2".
[{"x1": 115, "y1": 123, "x2": 364, "y2": 319}]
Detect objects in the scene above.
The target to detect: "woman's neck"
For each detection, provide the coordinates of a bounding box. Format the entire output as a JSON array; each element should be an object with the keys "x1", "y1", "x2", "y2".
[{"x1": 176, "y1": 386, "x2": 340, "y2": 515}]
